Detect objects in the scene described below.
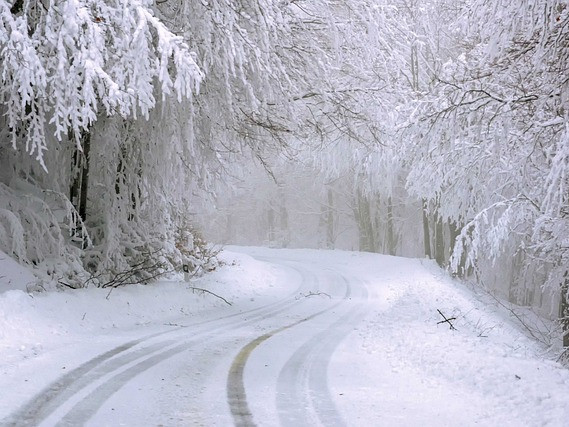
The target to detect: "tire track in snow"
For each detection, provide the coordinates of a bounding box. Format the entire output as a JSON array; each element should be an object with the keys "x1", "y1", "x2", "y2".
[
  {"x1": 0, "y1": 335, "x2": 164, "y2": 427},
  {"x1": 1, "y1": 264, "x2": 311, "y2": 426},
  {"x1": 53, "y1": 298, "x2": 309, "y2": 427},
  {"x1": 276, "y1": 294, "x2": 368, "y2": 427},
  {"x1": 227, "y1": 273, "x2": 355, "y2": 427},
  {"x1": 227, "y1": 313, "x2": 328, "y2": 426}
]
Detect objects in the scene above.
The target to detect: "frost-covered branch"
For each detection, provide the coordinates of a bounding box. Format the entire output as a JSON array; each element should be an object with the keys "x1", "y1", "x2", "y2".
[{"x1": 0, "y1": 0, "x2": 203, "y2": 168}]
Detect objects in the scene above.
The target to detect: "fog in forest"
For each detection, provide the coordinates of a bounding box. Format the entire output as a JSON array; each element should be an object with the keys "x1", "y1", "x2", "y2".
[
  {"x1": 197, "y1": 160, "x2": 422, "y2": 256},
  {"x1": 1, "y1": 0, "x2": 567, "y2": 340}
]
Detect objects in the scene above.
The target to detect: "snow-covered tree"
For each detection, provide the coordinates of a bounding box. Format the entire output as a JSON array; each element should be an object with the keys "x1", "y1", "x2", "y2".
[
  {"x1": 1, "y1": 0, "x2": 202, "y2": 167},
  {"x1": 398, "y1": 0, "x2": 569, "y2": 337},
  {"x1": 0, "y1": 0, "x2": 204, "y2": 285}
]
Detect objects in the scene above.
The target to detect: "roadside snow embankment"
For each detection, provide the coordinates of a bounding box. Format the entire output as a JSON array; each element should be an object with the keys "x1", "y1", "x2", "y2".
[
  {"x1": 0, "y1": 250, "x2": 283, "y2": 380},
  {"x1": 0, "y1": 250, "x2": 38, "y2": 293},
  {"x1": 322, "y1": 251, "x2": 569, "y2": 426}
]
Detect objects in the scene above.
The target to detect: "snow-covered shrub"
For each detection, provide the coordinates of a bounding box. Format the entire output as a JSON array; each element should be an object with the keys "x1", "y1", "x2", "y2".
[
  {"x1": 174, "y1": 224, "x2": 221, "y2": 276},
  {"x1": 0, "y1": 0, "x2": 207, "y2": 289},
  {"x1": 0, "y1": 181, "x2": 88, "y2": 288}
]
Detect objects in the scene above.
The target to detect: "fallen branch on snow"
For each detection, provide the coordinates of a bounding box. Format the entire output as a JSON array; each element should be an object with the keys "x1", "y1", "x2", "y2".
[
  {"x1": 558, "y1": 348, "x2": 569, "y2": 366},
  {"x1": 437, "y1": 309, "x2": 457, "y2": 330},
  {"x1": 296, "y1": 291, "x2": 332, "y2": 300},
  {"x1": 188, "y1": 286, "x2": 232, "y2": 306}
]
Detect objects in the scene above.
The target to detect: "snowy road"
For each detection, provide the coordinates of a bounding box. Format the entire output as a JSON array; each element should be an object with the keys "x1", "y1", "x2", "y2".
[
  {"x1": 1, "y1": 251, "x2": 372, "y2": 426},
  {"x1": 2, "y1": 247, "x2": 569, "y2": 426}
]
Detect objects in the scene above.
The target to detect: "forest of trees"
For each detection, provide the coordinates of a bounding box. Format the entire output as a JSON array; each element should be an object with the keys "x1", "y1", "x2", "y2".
[{"x1": 0, "y1": 1, "x2": 568, "y2": 345}]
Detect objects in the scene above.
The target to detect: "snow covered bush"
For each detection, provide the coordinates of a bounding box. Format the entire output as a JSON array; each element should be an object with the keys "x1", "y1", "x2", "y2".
[
  {"x1": 0, "y1": 181, "x2": 87, "y2": 286},
  {"x1": 0, "y1": 0, "x2": 205, "y2": 288},
  {"x1": 174, "y1": 224, "x2": 220, "y2": 275}
]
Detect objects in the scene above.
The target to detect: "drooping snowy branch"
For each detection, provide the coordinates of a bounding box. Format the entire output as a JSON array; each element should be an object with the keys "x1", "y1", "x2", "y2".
[{"x1": 0, "y1": 0, "x2": 203, "y2": 168}]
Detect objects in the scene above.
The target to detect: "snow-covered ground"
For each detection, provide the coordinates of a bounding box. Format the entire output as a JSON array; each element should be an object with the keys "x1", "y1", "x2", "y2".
[{"x1": 1, "y1": 247, "x2": 568, "y2": 426}]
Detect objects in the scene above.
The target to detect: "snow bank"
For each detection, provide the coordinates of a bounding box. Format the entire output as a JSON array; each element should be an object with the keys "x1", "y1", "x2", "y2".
[
  {"x1": 0, "y1": 250, "x2": 281, "y2": 374},
  {"x1": 0, "y1": 250, "x2": 38, "y2": 292},
  {"x1": 324, "y1": 251, "x2": 569, "y2": 426}
]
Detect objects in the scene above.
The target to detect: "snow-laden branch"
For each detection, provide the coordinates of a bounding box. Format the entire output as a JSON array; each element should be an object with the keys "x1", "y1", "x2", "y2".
[{"x1": 0, "y1": 0, "x2": 203, "y2": 168}]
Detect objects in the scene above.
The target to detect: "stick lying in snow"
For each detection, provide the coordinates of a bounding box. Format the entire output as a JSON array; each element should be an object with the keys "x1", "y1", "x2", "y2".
[
  {"x1": 188, "y1": 286, "x2": 232, "y2": 306},
  {"x1": 437, "y1": 309, "x2": 457, "y2": 330},
  {"x1": 295, "y1": 291, "x2": 332, "y2": 300}
]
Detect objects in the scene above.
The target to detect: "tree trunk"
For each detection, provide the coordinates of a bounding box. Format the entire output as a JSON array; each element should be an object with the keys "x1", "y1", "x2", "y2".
[
  {"x1": 326, "y1": 188, "x2": 335, "y2": 249},
  {"x1": 68, "y1": 130, "x2": 91, "y2": 248},
  {"x1": 224, "y1": 212, "x2": 234, "y2": 244},
  {"x1": 280, "y1": 204, "x2": 288, "y2": 248},
  {"x1": 561, "y1": 277, "x2": 569, "y2": 347},
  {"x1": 69, "y1": 130, "x2": 91, "y2": 223},
  {"x1": 387, "y1": 196, "x2": 395, "y2": 255},
  {"x1": 411, "y1": 45, "x2": 419, "y2": 91},
  {"x1": 449, "y1": 221, "x2": 461, "y2": 256},
  {"x1": 78, "y1": 131, "x2": 91, "y2": 223},
  {"x1": 434, "y1": 213, "x2": 444, "y2": 267},
  {"x1": 422, "y1": 199, "x2": 431, "y2": 258},
  {"x1": 355, "y1": 190, "x2": 375, "y2": 252},
  {"x1": 267, "y1": 207, "x2": 275, "y2": 245},
  {"x1": 70, "y1": 152, "x2": 81, "y2": 211}
]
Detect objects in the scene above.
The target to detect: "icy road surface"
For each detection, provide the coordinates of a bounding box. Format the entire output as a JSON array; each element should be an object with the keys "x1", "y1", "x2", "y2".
[{"x1": 1, "y1": 247, "x2": 569, "y2": 426}]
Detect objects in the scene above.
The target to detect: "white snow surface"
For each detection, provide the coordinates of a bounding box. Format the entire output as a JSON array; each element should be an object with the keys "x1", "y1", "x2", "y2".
[
  {"x1": 0, "y1": 246, "x2": 568, "y2": 426},
  {"x1": 0, "y1": 250, "x2": 38, "y2": 293}
]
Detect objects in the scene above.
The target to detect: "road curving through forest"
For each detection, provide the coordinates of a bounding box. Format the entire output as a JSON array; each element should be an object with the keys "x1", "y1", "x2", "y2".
[
  {"x1": 4, "y1": 247, "x2": 569, "y2": 426},
  {"x1": 2, "y1": 253, "x2": 370, "y2": 426}
]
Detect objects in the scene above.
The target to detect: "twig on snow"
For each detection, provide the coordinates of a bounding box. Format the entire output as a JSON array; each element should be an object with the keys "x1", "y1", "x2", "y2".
[
  {"x1": 58, "y1": 280, "x2": 77, "y2": 289},
  {"x1": 188, "y1": 286, "x2": 232, "y2": 306},
  {"x1": 437, "y1": 309, "x2": 457, "y2": 330},
  {"x1": 296, "y1": 290, "x2": 332, "y2": 300},
  {"x1": 557, "y1": 348, "x2": 569, "y2": 366}
]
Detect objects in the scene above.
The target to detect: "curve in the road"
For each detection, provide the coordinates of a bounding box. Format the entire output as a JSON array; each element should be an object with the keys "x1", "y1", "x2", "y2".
[
  {"x1": 227, "y1": 272, "x2": 360, "y2": 427},
  {"x1": 2, "y1": 262, "x2": 318, "y2": 426},
  {"x1": 276, "y1": 299, "x2": 368, "y2": 427},
  {"x1": 45, "y1": 299, "x2": 310, "y2": 426},
  {"x1": 1, "y1": 268, "x2": 310, "y2": 426}
]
